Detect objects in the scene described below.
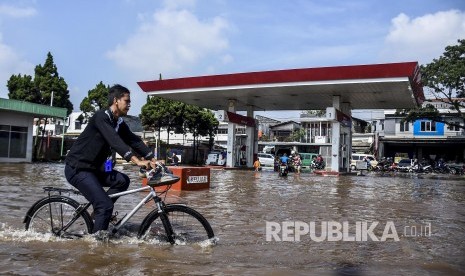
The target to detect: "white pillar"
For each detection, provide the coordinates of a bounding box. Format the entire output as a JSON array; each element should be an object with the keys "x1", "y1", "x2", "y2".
[
  {"x1": 245, "y1": 105, "x2": 255, "y2": 167},
  {"x1": 331, "y1": 96, "x2": 341, "y2": 172},
  {"x1": 226, "y1": 100, "x2": 236, "y2": 167}
]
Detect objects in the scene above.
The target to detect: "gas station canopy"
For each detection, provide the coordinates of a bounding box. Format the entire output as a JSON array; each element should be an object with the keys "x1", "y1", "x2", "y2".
[{"x1": 138, "y1": 62, "x2": 424, "y2": 111}]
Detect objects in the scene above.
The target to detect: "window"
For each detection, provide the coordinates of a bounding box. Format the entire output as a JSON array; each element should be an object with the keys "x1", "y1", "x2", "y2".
[
  {"x1": 0, "y1": 125, "x2": 28, "y2": 158},
  {"x1": 420, "y1": 121, "x2": 436, "y2": 132},
  {"x1": 400, "y1": 121, "x2": 409, "y2": 132},
  {"x1": 447, "y1": 122, "x2": 461, "y2": 131},
  {"x1": 0, "y1": 127, "x2": 8, "y2": 157}
]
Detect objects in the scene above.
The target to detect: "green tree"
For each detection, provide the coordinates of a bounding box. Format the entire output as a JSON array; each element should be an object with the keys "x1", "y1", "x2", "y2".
[
  {"x1": 80, "y1": 81, "x2": 110, "y2": 115},
  {"x1": 164, "y1": 100, "x2": 187, "y2": 144},
  {"x1": 399, "y1": 39, "x2": 465, "y2": 129},
  {"x1": 140, "y1": 96, "x2": 166, "y2": 132},
  {"x1": 140, "y1": 96, "x2": 171, "y2": 159},
  {"x1": 183, "y1": 105, "x2": 218, "y2": 163},
  {"x1": 302, "y1": 109, "x2": 326, "y2": 117},
  {"x1": 289, "y1": 128, "x2": 306, "y2": 142},
  {"x1": 7, "y1": 52, "x2": 74, "y2": 160},
  {"x1": 6, "y1": 74, "x2": 41, "y2": 102},
  {"x1": 140, "y1": 96, "x2": 219, "y2": 163},
  {"x1": 7, "y1": 52, "x2": 74, "y2": 115}
]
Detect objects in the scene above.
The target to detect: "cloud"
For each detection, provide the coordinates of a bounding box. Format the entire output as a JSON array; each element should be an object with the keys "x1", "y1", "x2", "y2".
[
  {"x1": 0, "y1": 4, "x2": 36, "y2": 18},
  {"x1": 161, "y1": 0, "x2": 195, "y2": 10},
  {"x1": 0, "y1": 3, "x2": 36, "y2": 98},
  {"x1": 380, "y1": 9, "x2": 465, "y2": 64},
  {"x1": 106, "y1": 2, "x2": 230, "y2": 81},
  {"x1": 0, "y1": 34, "x2": 34, "y2": 98}
]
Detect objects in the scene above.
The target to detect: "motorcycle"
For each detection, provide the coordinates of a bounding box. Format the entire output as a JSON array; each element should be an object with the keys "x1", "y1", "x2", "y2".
[
  {"x1": 433, "y1": 160, "x2": 450, "y2": 174},
  {"x1": 373, "y1": 161, "x2": 392, "y2": 172},
  {"x1": 409, "y1": 163, "x2": 433, "y2": 173},
  {"x1": 278, "y1": 162, "x2": 289, "y2": 177},
  {"x1": 373, "y1": 158, "x2": 396, "y2": 172},
  {"x1": 311, "y1": 160, "x2": 325, "y2": 170},
  {"x1": 448, "y1": 164, "x2": 465, "y2": 175}
]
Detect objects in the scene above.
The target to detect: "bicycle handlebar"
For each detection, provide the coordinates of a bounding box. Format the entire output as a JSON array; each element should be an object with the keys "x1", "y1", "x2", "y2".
[{"x1": 139, "y1": 162, "x2": 172, "y2": 179}]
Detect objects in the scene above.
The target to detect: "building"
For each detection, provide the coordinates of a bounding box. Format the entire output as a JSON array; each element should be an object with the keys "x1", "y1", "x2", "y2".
[
  {"x1": 380, "y1": 99, "x2": 465, "y2": 163},
  {"x1": 139, "y1": 62, "x2": 423, "y2": 172},
  {"x1": 256, "y1": 115, "x2": 280, "y2": 141},
  {"x1": 269, "y1": 121, "x2": 301, "y2": 142},
  {"x1": 0, "y1": 98, "x2": 67, "y2": 163}
]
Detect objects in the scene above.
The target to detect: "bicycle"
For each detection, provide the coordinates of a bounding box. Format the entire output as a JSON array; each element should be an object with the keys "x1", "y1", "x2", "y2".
[{"x1": 23, "y1": 163, "x2": 215, "y2": 245}]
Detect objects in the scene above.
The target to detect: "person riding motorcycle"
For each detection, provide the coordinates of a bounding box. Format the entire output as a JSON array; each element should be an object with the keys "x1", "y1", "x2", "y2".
[
  {"x1": 312, "y1": 154, "x2": 325, "y2": 170},
  {"x1": 280, "y1": 153, "x2": 289, "y2": 168},
  {"x1": 279, "y1": 153, "x2": 290, "y2": 176}
]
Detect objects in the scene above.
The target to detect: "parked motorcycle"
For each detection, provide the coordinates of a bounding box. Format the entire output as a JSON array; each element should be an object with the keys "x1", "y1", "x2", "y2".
[
  {"x1": 373, "y1": 158, "x2": 396, "y2": 172},
  {"x1": 433, "y1": 160, "x2": 450, "y2": 174},
  {"x1": 311, "y1": 160, "x2": 325, "y2": 170},
  {"x1": 448, "y1": 164, "x2": 465, "y2": 175},
  {"x1": 409, "y1": 163, "x2": 433, "y2": 173},
  {"x1": 373, "y1": 161, "x2": 394, "y2": 172}
]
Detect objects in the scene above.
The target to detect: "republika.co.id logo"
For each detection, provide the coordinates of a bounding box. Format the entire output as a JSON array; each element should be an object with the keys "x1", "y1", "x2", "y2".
[{"x1": 266, "y1": 221, "x2": 431, "y2": 242}]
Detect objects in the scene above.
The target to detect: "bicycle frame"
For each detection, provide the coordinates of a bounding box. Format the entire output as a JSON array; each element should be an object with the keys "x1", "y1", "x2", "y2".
[
  {"x1": 25, "y1": 164, "x2": 202, "y2": 241},
  {"x1": 108, "y1": 185, "x2": 162, "y2": 234},
  {"x1": 29, "y1": 184, "x2": 174, "y2": 237}
]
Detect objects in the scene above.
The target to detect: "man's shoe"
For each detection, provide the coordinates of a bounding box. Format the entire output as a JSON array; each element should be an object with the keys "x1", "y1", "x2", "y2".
[
  {"x1": 89, "y1": 211, "x2": 118, "y2": 225},
  {"x1": 93, "y1": 230, "x2": 110, "y2": 242},
  {"x1": 110, "y1": 212, "x2": 118, "y2": 225}
]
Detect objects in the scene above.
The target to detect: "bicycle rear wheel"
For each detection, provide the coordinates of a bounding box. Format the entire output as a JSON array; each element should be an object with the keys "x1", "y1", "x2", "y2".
[
  {"x1": 25, "y1": 196, "x2": 93, "y2": 238},
  {"x1": 138, "y1": 204, "x2": 214, "y2": 244}
]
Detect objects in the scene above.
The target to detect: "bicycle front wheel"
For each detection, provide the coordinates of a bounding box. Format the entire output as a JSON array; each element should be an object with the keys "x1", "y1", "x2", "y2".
[
  {"x1": 25, "y1": 196, "x2": 93, "y2": 239},
  {"x1": 138, "y1": 204, "x2": 214, "y2": 244}
]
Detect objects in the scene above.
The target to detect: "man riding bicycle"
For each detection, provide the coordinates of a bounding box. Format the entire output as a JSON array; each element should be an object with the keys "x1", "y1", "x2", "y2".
[{"x1": 64, "y1": 84, "x2": 156, "y2": 234}]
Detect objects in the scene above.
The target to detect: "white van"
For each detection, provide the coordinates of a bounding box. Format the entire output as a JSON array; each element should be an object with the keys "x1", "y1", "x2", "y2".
[
  {"x1": 350, "y1": 153, "x2": 378, "y2": 170},
  {"x1": 258, "y1": 153, "x2": 275, "y2": 167}
]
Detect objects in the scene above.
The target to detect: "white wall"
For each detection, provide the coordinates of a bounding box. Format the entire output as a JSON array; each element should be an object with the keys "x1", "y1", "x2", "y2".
[{"x1": 0, "y1": 111, "x2": 34, "y2": 162}]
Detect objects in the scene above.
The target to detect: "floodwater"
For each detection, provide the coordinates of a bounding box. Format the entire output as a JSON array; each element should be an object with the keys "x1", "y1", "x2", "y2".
[{"x1": 0, "y1": 163, "x2": 464, "y2": 276}]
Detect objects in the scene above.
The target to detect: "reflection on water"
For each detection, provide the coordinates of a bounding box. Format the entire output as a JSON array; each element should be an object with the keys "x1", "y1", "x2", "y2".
[{"x1": 1, "y1": 163, "x2": 464, "y2": 275}]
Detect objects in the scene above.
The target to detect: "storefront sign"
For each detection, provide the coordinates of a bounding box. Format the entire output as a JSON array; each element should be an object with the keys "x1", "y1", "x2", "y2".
[{"x1": 187, "y1": 175, "x2": 209, "y2": 184}]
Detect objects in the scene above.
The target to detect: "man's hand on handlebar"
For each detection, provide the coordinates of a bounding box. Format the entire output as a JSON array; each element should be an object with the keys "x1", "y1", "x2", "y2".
[{"x1": 131, "y1": 156, "x2": 164, "y2": 169}]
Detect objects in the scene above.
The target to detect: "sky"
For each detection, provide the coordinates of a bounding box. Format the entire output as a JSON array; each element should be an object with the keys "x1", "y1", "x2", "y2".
[{"x1": 0, "y1": 0, "x2": 464, "y2": 120}]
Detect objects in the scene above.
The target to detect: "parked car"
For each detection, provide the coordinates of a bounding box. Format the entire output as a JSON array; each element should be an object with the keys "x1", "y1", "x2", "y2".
[
  {"x1": 258, "y1": 153, "x2": 275, "y2": 167},
  {"x1": 350, "y1": 153, "x2": 378, "y2": 170},
  {"x1": 299, "y1": 153, "x2": 319, "y2": 169},
  {"x1": 396, "y1": 158, "x2": 414, "y2": 172}
]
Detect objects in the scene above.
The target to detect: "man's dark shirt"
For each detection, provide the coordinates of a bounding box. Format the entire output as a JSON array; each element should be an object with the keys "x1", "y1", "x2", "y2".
[{"x1": 65, "y1": 109, "x2": 153, "y2": 171}]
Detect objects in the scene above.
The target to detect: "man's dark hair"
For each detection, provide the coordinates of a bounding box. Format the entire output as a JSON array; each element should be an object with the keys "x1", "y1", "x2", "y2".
[{"x1": 108, "y1": 84, "x2": 130, "y2": 106}]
